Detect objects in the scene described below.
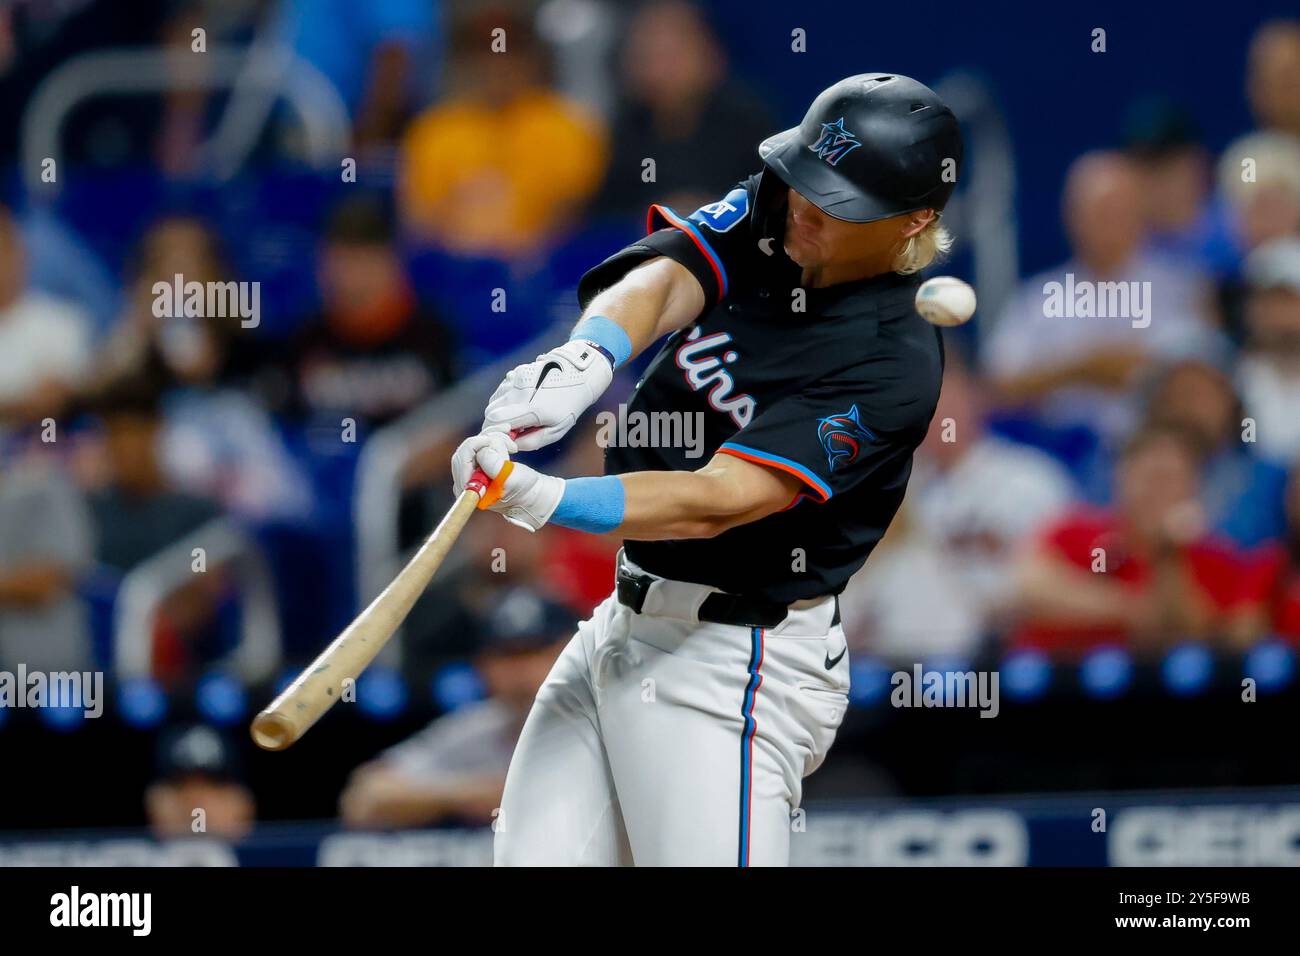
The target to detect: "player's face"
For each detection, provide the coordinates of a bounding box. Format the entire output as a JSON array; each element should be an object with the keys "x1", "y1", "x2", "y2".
[{"x1": 782, "y1": 188, "x2": 923, "y2": 274}]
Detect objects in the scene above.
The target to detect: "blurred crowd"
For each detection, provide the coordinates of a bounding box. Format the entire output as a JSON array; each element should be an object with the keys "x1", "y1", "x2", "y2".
[
  {"x1": 0, "y1": 0, "x2": 771, "y2": 683},
  {"x1": 845, "y1": 20, "x2": 1300, "y2": 663},
  {"x1": 2, "y1": 1, "x2": 1300, "y2": 829}
]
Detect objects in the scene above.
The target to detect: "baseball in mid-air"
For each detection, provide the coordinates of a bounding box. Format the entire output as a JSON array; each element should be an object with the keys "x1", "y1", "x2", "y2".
[{"x1": 915, "y1": 276, "x2": 976, "y2": 326}]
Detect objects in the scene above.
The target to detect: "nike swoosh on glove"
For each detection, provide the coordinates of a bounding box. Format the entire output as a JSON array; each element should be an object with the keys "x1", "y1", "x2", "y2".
[
  {"x1": 450, "y1": 432, "x2": 564, "y2": 533},
  {"x1": 481, "y1": 339, "x2": 613, "y2": 451}
]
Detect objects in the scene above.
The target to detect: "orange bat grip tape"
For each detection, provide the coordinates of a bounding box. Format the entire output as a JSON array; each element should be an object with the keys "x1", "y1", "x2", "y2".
[{"x1": 476, "y1": 459, "x2": 514, "y2": 510}]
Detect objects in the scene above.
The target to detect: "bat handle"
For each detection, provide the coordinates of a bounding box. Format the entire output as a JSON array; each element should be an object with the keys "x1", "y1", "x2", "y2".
[{"x1": 465, "y1": 428, "x2": 526, "y2": 506}]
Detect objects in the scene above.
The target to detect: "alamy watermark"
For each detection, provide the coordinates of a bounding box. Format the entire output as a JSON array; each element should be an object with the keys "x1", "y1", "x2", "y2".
[
  {"x1": 50, "y1": 886, "x2": 151, "y2": 936},
  {"x1": 152, "y1": 273, "x2": 260, "y2": 328},
  {"x1": 594, "y1": 403, "x2": 706, "y2": 459},
  {"x1": 891, "y1": 664, "x2": 1000, "y2": 718},
  {"x1": 1042, "y1": 273, "x2": 1151, "y2": 329},
  {"x1": 0, "y1": 665, "x2": 103, "y2": 718}
]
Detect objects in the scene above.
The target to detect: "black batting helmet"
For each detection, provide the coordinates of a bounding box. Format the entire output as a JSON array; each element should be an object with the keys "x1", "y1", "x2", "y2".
[{"x1": 759, "y1": 73, "x2": 963, "y2": 223}]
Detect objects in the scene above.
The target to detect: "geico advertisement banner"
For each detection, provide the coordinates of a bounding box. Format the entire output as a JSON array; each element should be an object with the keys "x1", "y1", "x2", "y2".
[{"x1": 1, "y1": 793, "x2": 1298, "y2": 866}]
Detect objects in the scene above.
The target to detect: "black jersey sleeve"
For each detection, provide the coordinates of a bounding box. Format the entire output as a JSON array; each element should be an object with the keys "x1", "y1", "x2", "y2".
[
  {"x1": 715, "y1": 360, "x2": 935, "y2": 505},
  {"x1": 577, "y1": 177, "x2": 759, "y2": 315}
]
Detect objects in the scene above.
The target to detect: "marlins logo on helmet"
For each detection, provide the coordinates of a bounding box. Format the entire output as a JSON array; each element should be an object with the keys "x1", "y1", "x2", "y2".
[
  {"x1": 807, "y1": 117, "x2": 862, "y2": 167},
  {"x1": 817, "y1": 404, "x2": 874, "y2": 470}
]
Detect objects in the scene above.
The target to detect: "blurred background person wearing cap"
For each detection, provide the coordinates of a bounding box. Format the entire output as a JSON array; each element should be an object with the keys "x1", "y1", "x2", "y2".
[
  {"x1": 145, "y1": 724, "x2": 256, "y2": 840},
  {"x1": 338, "y1": 588, "x2": 568, "y2": 829}
]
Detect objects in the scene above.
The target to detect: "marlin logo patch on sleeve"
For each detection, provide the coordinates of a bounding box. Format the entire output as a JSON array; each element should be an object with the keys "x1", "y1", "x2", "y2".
[
  {"x1": 807, "y1": 117, "x2": 862, "y2": 167},
  {"x1": 817, "y1": 404, "x2": 875, "y2": 470}
]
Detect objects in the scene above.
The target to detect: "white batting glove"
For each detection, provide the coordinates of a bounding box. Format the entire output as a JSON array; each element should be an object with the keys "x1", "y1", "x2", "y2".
[
  {"x1": 450, "y1": 432, "x2": 564, "y2": 533},
  {"x1": 481, "y1": 340, "x2": 613, "y2": 451}
]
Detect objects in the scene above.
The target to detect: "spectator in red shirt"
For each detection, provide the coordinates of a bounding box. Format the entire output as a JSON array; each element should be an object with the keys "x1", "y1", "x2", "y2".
[{"x1": 1009, "y1": 424, "x2": 1272, "y2": 656}]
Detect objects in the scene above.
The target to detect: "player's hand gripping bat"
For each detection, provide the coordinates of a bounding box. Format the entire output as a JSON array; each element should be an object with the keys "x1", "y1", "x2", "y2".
[{"x1": 249, "y1": 432, "x2": 519, "y2": 751}]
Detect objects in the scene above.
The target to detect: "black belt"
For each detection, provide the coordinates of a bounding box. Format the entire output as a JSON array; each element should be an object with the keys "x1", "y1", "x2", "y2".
[{"x1": 616, "y1": 565, "x2": 840, "y2": 629}]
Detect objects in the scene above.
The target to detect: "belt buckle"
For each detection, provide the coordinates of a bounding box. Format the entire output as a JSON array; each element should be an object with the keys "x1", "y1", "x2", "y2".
[{"x1": 616, "y1": 567, "x2": 651, "y2": 614}]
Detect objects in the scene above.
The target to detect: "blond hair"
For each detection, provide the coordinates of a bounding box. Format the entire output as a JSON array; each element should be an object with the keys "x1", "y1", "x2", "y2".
[{"x1": 893, "y1": 218, "x2": 954, "y2": 275}]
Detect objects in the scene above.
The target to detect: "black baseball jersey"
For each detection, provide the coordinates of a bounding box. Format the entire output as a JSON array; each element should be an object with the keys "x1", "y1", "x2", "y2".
[{"x1": 577, "y1": 170, "x2": 944, "y2": 604}]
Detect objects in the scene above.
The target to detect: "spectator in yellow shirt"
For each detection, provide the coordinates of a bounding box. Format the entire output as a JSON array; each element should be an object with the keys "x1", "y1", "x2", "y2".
[{"x1": 398, "y1": 9, "x2": 607, "y2": 258}]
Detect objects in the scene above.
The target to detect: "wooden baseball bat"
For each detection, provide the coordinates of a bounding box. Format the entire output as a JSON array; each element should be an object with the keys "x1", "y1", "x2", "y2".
[{"x1": 250, "y1": 439, "x2": 516, "y2": 752}]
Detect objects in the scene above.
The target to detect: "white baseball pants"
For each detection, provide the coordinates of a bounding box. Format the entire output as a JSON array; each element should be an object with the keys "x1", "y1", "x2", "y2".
[{"x1": 494, "y1": 555, "x2": 850, "y2": 866}]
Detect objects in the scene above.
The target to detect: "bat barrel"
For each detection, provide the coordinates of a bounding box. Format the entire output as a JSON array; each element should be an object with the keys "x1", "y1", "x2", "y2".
[
  {"x1": 249, "y1": 490, "x2": 481, "y2": 751},
  {"x1": 250, "y1": 711, "x2": 297, "y2": 751}
]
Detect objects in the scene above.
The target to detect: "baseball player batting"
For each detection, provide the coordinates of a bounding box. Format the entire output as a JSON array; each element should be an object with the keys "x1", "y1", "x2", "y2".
[{"x1": 450, "y1": 73, "x2": 963, "y2": 866}]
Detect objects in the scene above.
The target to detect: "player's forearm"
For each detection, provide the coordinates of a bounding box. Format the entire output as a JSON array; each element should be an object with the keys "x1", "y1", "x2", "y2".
[
  {"x1": 544, "y1": 472, "x2": 732, "y2": 540},
  {"x1": 459, "y1": 437, "x2": 798, "y2": 538},
  {"x1": 579, "y1": 257, "x2": 704, "y2": 363},
  {"x1": 550, "y1": 461, "x2": 787, "y2": 541},
  {"x1": 615, "y1": 470, "x2": 769, "y2": 540},
  {"x1": 579, "y1": 279, "x2": 664, "y2": 363}
]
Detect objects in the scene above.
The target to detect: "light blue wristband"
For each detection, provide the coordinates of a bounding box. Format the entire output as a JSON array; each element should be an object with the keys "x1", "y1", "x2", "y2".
[
  {"x1": 551, "y1": 476, "x2": 625, "y2": 534},
  {"x1": 570, "y1": 315, "x2": 632, "y2": 369}
]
